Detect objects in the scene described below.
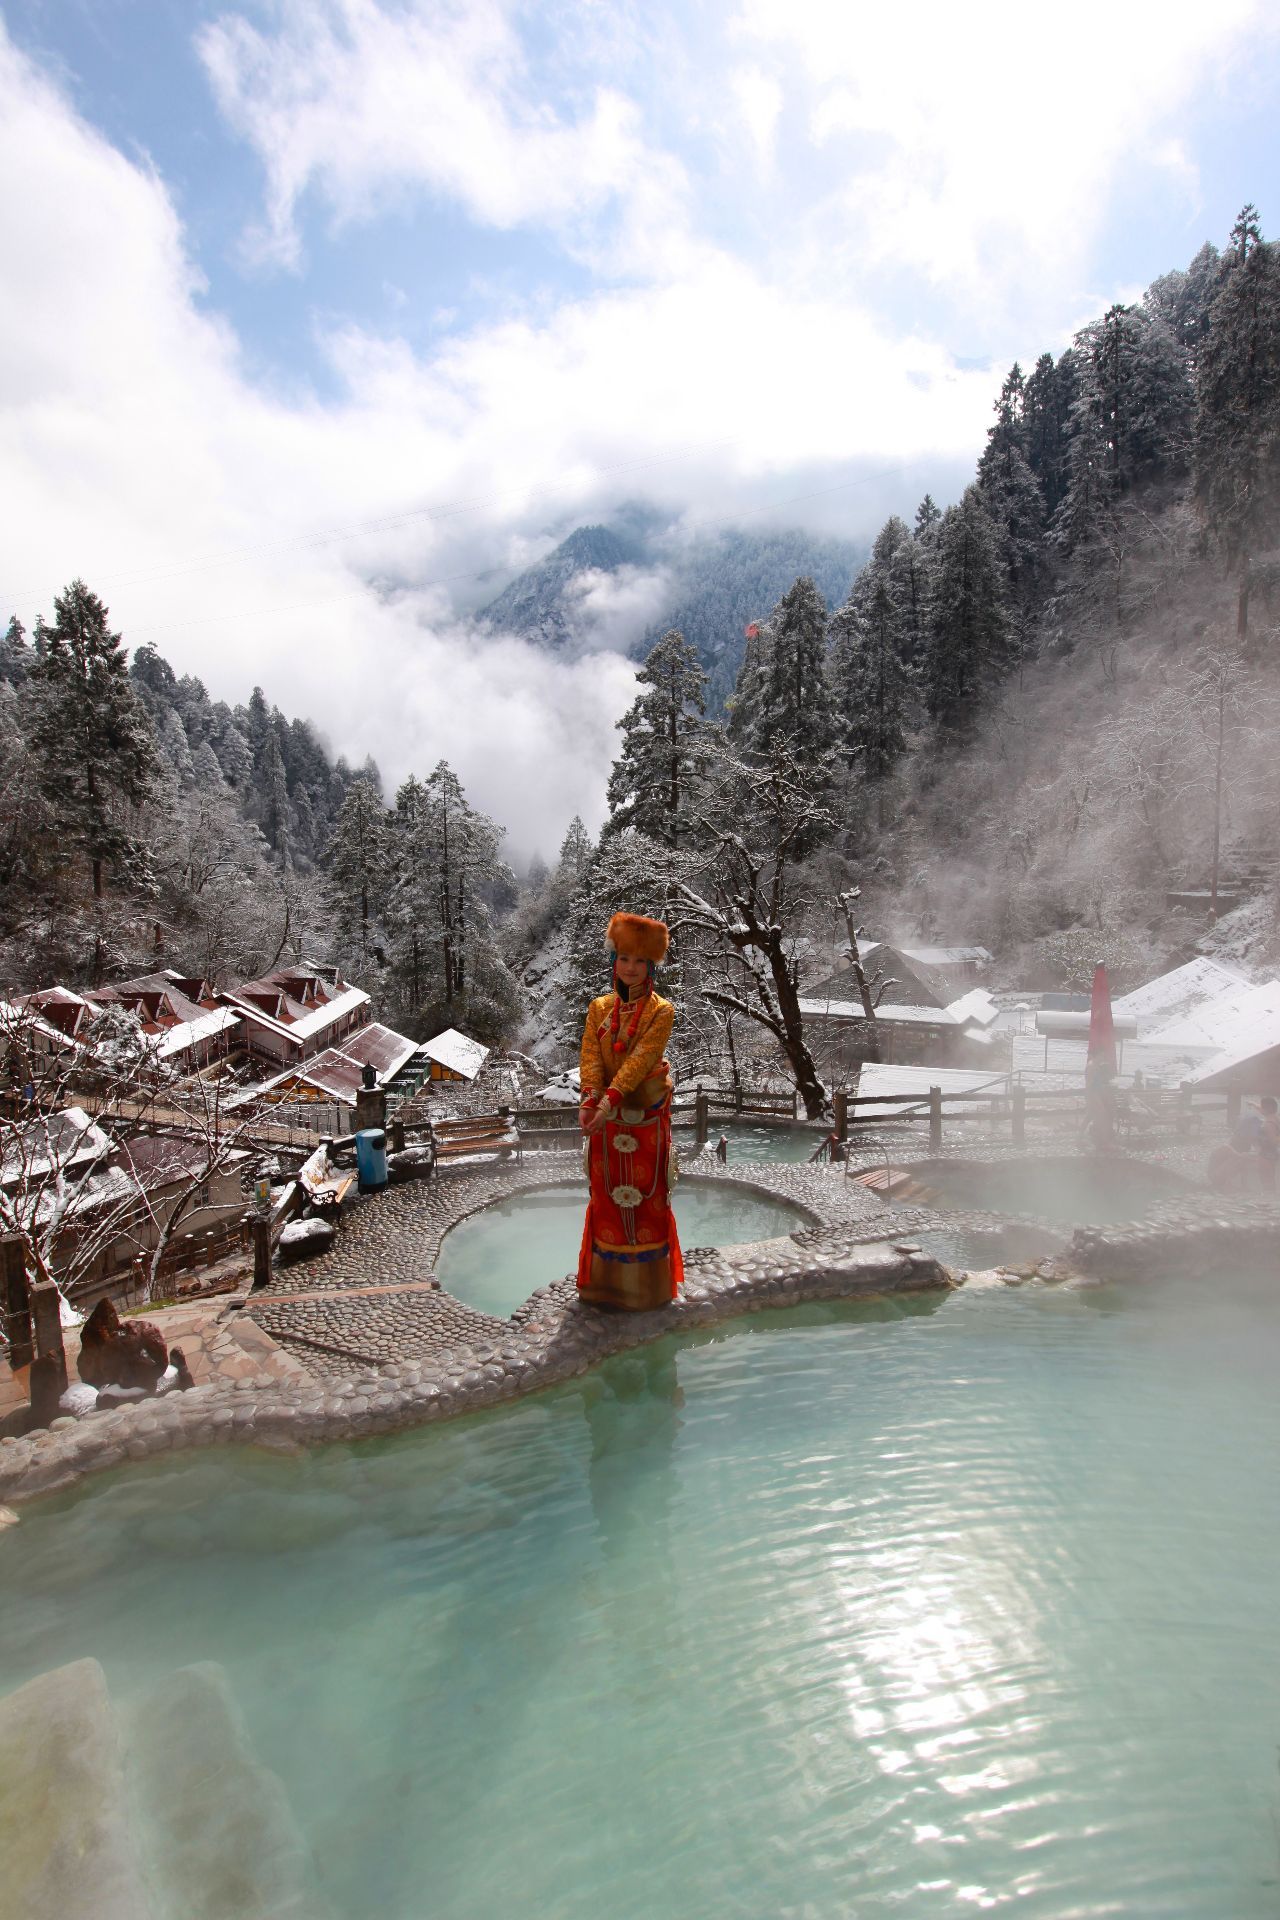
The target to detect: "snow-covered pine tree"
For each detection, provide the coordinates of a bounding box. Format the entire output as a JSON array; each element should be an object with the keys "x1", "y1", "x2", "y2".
[
  {"x1": 1194, "y1": 206, "x2": 1280, "y2": 637},
  {"x1": 325, "y1": 775, "x2": 389, "y2": 965},
  {"x1": 605, "y1": 627, "x2": 708, "y2": 846},
  {"x1": 924, "y1": 489, "x2": 1011, "y2": 732},
  {"x1": 27, "y1": 580, "x2": 159, "y2": 899},
  {"x1": 754, "y1": 575, "x2": 835, "y2": 759},
  {"x1": 0, "y1": 615, "x2": 30, "y2": 686}
]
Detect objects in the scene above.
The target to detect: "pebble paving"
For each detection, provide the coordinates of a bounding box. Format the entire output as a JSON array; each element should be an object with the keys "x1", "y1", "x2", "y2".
[{"x1": 4, "y1": 1129, "x2": 1279, "y2": 1510}]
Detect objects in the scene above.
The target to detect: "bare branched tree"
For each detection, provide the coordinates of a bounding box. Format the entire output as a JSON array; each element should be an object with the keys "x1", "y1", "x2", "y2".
[{"x1": 672, "y1": 741, "x2": 834, "y2": 1118}]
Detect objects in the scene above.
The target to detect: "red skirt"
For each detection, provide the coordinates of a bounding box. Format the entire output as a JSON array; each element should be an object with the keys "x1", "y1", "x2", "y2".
[{"x1": 577, "y1": 1094, "x2": 683, "y2": 1310}]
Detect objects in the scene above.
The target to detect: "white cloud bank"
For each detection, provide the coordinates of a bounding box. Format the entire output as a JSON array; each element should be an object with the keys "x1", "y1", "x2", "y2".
[
  {"x1": 0, "y1": 20, "x2": 997, "y2": 856},
  {"x1": 2, "y1": 0, "x2": 1271, "y2": 854}
]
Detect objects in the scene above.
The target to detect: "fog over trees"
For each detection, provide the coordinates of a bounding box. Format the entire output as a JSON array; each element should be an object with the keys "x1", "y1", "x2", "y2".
[{"x1": 5, "y1": 206, "x2": 1280, "y2": 1102}]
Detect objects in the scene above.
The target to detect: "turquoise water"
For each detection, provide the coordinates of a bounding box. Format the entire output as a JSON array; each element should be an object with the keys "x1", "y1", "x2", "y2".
[
  {"x1": 436, "y1": 1180, "x2": 809, "y2": 1317},
  {"x1": 908, "y1": 1156, "x2": 1189, "y2": 1226},
  {"x1": 3, "y1": 1273, "x2": 1280, "y2": 1916},
  {"x1": 674, "y1": 1120, "x2": 823, "y2": 1163}
]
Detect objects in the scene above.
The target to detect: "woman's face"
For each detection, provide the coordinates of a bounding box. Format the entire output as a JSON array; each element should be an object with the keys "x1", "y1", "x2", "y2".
[{"x1": 614, "y1": 950, "x2": 649, "y2": 990}]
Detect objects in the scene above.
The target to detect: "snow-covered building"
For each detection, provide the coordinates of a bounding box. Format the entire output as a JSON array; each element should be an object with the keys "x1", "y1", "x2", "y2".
[
  {"x1": 239, "y1": 1022, "x2": 421, "y2": 1130},
  {"x1": 217, "y1": 967, "x2": 370, "y2": 1066},
  {"x1": 422, "y1": 1028, "x2": 490, "y2": 1083},
  {"x1": 1112, "y1": 957, "x2": 1251, "y2": 1032},
  {"x1": 798, "y1": 987, "x2": 1002, "y2": 1068},
  {"x1": 808, "y1": 942, "x2": 953, "y2": 1010},
  {"x1": 84, "y1": 971, "x2": 241, "y2": 1072},
  {"x1": 900, "y1": 945, "x2": 993, "y2": 990}
]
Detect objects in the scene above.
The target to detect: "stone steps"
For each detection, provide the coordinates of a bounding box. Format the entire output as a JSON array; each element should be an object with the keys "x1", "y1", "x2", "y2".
[{"x1": 0, "y1": 1658, "x2": 332, "y2": 1919}]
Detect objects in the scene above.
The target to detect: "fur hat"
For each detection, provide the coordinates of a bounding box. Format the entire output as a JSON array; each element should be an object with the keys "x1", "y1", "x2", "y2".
[{"x1": 606, "y1": 912, "x2": 669, "y2": 963}]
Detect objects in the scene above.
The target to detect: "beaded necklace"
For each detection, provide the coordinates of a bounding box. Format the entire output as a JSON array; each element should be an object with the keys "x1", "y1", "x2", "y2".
[{"x1": 609, "y1": 979, "x2": 650, "y2": 1054}]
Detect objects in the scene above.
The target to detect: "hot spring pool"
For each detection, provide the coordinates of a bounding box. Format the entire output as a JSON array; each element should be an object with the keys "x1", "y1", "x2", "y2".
[
  {"x1": 674, "y1": 1121, "x2": 823, "y2": 1163},
  {"x1": 3, "y1": 1271, "x2": 1279, "y2": 1917},
  {"x1": 904, "y1": 1155, "x2": 1190, "y2": 1227},
  {"x1": 435, "y1": 1179, "x2": 811, "y2": 1317}
]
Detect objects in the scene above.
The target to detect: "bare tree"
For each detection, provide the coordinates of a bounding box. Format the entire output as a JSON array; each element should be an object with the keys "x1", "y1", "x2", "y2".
[
  {"x1": 836, "y1": 887, "x2": 896, "y2": 1061},
  {"x1": 0, "y1": 1002, "x2": 258, "y2": 1319},
  {"x1": 672, "y1": 742, "x2": 834, "y2": 1119}
]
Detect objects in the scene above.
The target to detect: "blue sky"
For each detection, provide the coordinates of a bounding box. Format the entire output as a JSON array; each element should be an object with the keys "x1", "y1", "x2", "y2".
[{"x1": 2, "y1": 0, "x2": 1278, "y2": 849}]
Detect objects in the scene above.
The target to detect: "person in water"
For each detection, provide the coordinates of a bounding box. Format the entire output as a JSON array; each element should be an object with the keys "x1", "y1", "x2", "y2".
[{"x1": 577, "y1": 912, "x2": 683, "y2": 1311}]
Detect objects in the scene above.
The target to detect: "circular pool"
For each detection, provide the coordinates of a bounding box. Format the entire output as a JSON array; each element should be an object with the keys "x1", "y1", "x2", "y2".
[
  {"x1": 435, "y1": 1179, "x2": 811, "y2": 1317},
  {"x1": 901, "y1": 1155, "x2": 1191, "y2": 1227},
  {"x1": 2, "y1": 1269, "x2": 1278, "y2": 1917}
]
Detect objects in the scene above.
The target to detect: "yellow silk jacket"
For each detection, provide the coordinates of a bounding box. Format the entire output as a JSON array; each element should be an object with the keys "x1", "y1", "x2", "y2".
[{"x1": 580, "y1": 991, "x2": 674, "y2": 1104}]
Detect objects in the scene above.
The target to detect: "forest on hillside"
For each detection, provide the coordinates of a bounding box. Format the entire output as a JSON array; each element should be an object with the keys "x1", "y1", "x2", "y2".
[{"x1": 3, "y1": 205, "x2": 1278, "y2": 1104}]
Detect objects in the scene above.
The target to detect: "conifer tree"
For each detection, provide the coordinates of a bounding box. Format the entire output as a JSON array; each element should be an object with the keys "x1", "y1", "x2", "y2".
[
  {"x1": 605, "y1": 628, "x2": 708, "y2": 846},
  {"x1": 1022, "y1": 352, "x2": 1076, "y2": 516},
  {"x1": 924, "y1": 489, "x2": 1011, "y2": 731},
  {"x1": 748, "y1": 575, "x2": 835, "y2": 759},
  {"x1": 325, "y1": 776, "x2": 388, "y2": 962},
  {"x1": 28, "y1": 580, "x2": 158, "y2": 898},
  {"x1": 914, "y1": 495, "x2": 942, "y2": 542},
  {"x1": 1194, "y1": 205, "x2": 1280, "y2": 635},
  {"x1": 0, "y1": 615, "x2": 29, "y2": 686}
]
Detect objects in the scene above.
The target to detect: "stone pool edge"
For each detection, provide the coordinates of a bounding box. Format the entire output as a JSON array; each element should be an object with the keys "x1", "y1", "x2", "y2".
[{"x1": 0, "y1": 1236, "x2": 955, "y2": 1509}]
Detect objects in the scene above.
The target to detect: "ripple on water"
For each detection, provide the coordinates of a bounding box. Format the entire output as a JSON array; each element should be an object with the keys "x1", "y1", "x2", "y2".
[{"x1": 1, "y1": 1278, "x2": 1279, "y2": 1918}]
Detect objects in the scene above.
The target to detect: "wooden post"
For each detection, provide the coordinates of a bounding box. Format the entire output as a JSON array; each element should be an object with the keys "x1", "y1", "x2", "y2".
[
  {"x1": 1177, "y1": 1082, "x2": 1192, "y2": 1137},
  {"x1": 1226, "y1": 1090, "x2": 1241, "y2": 1132},
  {"x1": 929, "y1": 1086, "x2": 943, "y2": 1153},
  {"x1": 30, "y1": 1281, "x2": 67, "y2": 1395},
  {"x1": 389, "y1": 1119, "x2": 406, "y2": 1153},
  {"x1": 833, "y1": 1088, "x2": 848, "y2": 1142},
  {"x1": 2, "y1": 1235, "x2": 32, "y2": 1373},
  {"x1": 695, "y1": 1087, "x2": 709, "y2": 1148},
  {"x1": 252, "y1": 1213, "x2": 272, "y2": 1291},
  {"x1": 1012, "y1": 1084, "x2": 1026, "y2": 1147}
]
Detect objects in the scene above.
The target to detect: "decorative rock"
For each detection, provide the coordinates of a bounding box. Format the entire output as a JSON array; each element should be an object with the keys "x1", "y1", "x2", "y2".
[
  {"x1": 76, "y1": 1298, "x2": 167, "y2": 1392},
  {"x1": 0, "y1": 1658, "x2": 146, "y2": 1920}
]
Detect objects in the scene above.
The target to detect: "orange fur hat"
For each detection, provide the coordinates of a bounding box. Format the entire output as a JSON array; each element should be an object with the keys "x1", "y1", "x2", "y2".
[{"x1": 606, "y1": 911, "x2": 669, "y2": 963}]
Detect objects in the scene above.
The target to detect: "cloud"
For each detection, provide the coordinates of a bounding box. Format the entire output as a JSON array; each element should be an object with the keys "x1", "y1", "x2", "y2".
[
  {"x1": 198, "y1": 0, "x2": 690, "y2": 274},
  {"x1": 561, "y1": 565, "x2": 675, "y2": 653},
  {"x1": 735, "y1": 0, "x2": 1270, "y2": 319}
]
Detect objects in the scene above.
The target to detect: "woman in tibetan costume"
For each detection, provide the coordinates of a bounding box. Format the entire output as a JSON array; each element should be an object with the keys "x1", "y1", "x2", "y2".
[{"x1": 577, "y1": 912, "x2": 683, "y2": 1311}]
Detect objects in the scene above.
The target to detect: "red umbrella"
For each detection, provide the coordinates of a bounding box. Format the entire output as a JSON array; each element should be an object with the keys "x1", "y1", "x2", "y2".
[{"x1": 1087, "y1": 962, "x2": 1117, "y2": 1075}]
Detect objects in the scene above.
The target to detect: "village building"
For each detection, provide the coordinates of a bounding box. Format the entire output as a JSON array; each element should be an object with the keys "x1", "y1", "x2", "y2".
[
  {"x1": 421, "y1": 1029, "x2": 490, "y2": 1084},
  {"x1": 1, "y1": 1108, "x2": 246, "y2": 1303},
  {"x1": 808, "y1": 942, "x2": 955, "y2": 1011},
  {"x1": 84, "y1": 971, "x2": 241, "y2": 1073},
  {"x1": 217, "y1": 966, "x2": 371, "y2": 1067},
  {"x1": 799, "y1": 989, "x2": 1002, "y2": 1070},
  {"x1": 237, "y1": 1022, "x2": 422, "y2": 1132},
  {"x1": 897, "y1": 945, "x2": 993, "y2": 992}
]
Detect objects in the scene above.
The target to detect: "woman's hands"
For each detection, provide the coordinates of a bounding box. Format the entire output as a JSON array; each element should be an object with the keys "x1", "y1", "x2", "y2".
[{"x1": 581, "y1": 1098, "x2": 610, "y2": 1137}]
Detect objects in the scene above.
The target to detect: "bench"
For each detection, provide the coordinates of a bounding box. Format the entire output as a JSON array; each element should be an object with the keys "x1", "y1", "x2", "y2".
[{"x1": 430, "y1": 1116, "x2": 522, "y2": 1165}]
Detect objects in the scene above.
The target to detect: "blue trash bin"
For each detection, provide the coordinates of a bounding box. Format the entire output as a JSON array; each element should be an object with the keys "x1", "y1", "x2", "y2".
[{"x1": 355, "y1": 1127, "x2": 388, "y2": 1192}]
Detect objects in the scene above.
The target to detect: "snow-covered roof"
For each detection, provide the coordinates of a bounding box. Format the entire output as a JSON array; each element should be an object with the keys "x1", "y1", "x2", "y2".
[
  {"x1": 1143, "y1": 977, "x2": 1280, "y2": 1051},
  {"x1": 0, "y1": 998, "x2": 81, "y2": 1053},
  {"x1": 854, "y1": 1063, "x2": 1009, "y2": 1114},
  {"x1": 945, "y1": 988, "x2": 1000, "y2": 1028},
  {"x1": 0, "y1": 1106, "x2": 112, "y2": 1186},
  {"x1": 229, "y1": 1022, "x2": 419, "y2": 1106},
  {"x1": 1179, "y1": 993, "x2": 1280, "y2": 1089},
  {"x1": 1113, "y1": 957, "x2": 1250, "y2": 1029},
  {"x1": 220, "y1": 979, "x2": 370, "y2": 1047},
  {"x1": 902, "y1": 945, "x2": 993, "y2": 968},
  {"x1": 422, "y1": 1028, "x2": 490, "y2": 1081},
  {"x1": 154, "y1": 1007, "x2": 240, "y2": 1058},
  {"x1": 798, "y1": 999, "x2": 958, "y2": 1025}
]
